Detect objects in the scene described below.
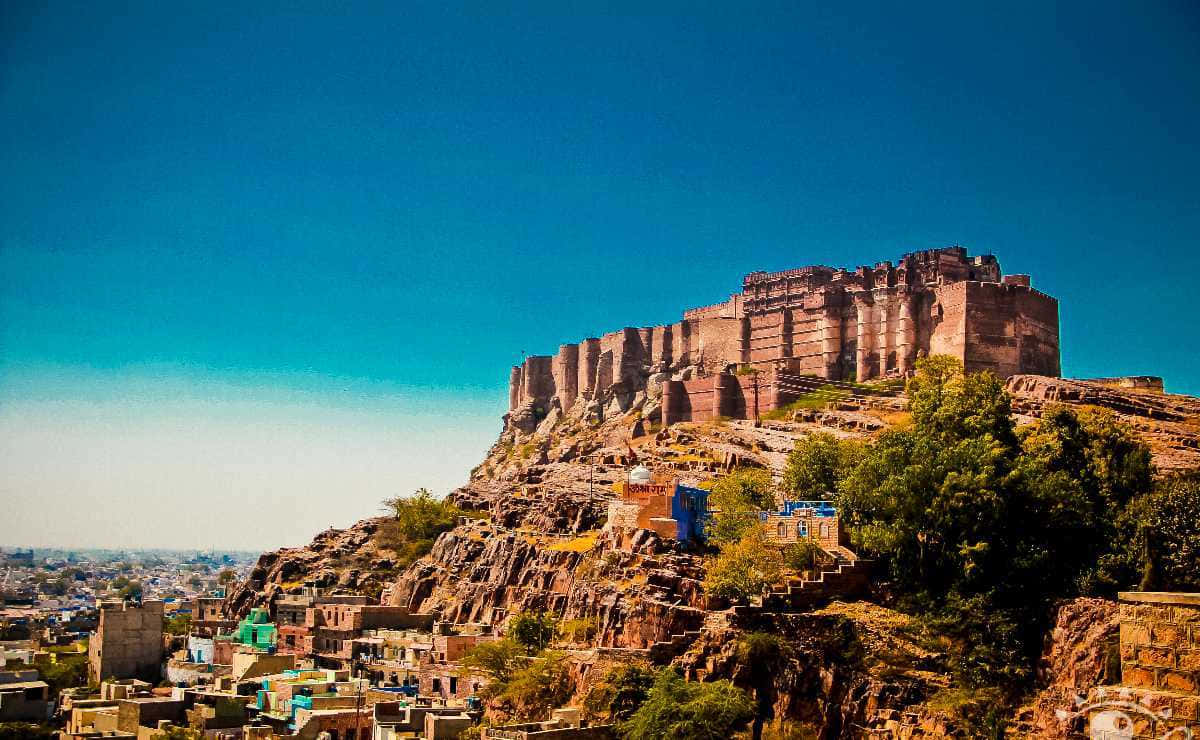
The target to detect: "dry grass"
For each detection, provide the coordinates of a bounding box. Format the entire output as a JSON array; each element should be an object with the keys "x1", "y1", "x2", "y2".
[{"x1": 547, "y1": 533, "x2": 600, "y2": 552}]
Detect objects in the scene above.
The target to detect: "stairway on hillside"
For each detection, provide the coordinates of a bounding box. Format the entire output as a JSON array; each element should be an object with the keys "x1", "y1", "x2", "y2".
[{"x1": 761, "y1": 558, "x2": 872, "y2": 612}]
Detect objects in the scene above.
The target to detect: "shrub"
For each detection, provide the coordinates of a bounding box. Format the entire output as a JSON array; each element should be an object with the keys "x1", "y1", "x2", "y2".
[
  {"x1": 376, "y1": 488, "x2": 466, "y2": 567},
  {"x1": 704, "y1": 533, "x2": 783, "y2": 603},
  {"x1": 583, "y1": 664, "x2": 655, "y2": 721},
  {"x1": 508, "y1": 611, "x2": 558, "y2": 652},
  {"x1": 620, "y1": 668, "x2": 754, "y2": 740}
]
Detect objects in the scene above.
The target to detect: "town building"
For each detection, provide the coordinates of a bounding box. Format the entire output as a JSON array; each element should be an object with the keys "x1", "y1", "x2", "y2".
[
  {"x1": 88, "y1": 601, "x2": 164, "y2": 684},
  {"x1": 273, "y1": 587, "x2": 434, "y2": 669},
  {"x1": 191, "y1": 596, "x2": 236, "y2": 636},
  {"x1": 761, "y1": 500, "x2": 845, "y2": 551},
  {"x1": 604, "y1": 466, "x2": 708, "y2": 544},
  {"x1": 0, "y1": 669, "x2": 49, "y2": 722},
  {"x1": 226, "y1": 607, "x2": 278, "y2": 651}
]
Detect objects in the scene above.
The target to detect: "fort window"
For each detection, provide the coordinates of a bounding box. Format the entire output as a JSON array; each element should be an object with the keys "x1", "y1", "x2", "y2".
[{"x1": 777, "y1": 523, "x2": 787, "y2": 538}]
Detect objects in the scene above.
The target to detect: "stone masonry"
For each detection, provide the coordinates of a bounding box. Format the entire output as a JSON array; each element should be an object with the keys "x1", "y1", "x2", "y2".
[
  {"x1": 88, "y1": 601, "x2": 164, "y2": 684},
  {"x1": 507, "y1": 246, "x2": 1059, "y2": 430},
  {"x1": 1074, "y1": 592, "x2": 1200, "y2": 738},
  {"x1": 1117, "y1": 592, "x2": 1200, "y2": 696}
]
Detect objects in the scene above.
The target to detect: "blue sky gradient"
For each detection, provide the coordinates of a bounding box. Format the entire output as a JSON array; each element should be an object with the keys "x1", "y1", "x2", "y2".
[{"x1": 2, "y1": 1, "x2": 1199, "y2": 548}]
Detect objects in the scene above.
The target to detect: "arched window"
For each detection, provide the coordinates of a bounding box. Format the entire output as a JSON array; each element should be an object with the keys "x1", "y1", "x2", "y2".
[{"x1": 819, "y1": 522, "x2": 830, "y2": 538}]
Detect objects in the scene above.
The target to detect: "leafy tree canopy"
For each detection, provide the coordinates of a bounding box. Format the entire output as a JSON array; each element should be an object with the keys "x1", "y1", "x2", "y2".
[
  {"x1": 834, "y1": 356, "x2": 1156, "y2": 688},
  {"x1": 621, "y1": 668, "x2": 754, "y2": 740},
  {"x1": 508, "y1": 611, "x2": 557, "y2": 652},
  {"x1": 783, "y1": 432, "x2": 862, "y2": 500},
  {"x1": 377, "y1": 488, "x2": 470, "y2": 568},
  {"x1": 708, "y1": 467, "x2": 776, "y2": 545},
  {"x1": 583, "y1": 664, "x2": 655, "y2": 722},
  {"x1": 704, "y1": 532, "x2": 783, "y2": 604},
  {"x1": 460, "y1": 638, "x2": 526, "y2": 684}
]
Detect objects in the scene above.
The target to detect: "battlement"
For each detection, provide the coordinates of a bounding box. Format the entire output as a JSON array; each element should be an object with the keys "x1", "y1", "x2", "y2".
[{"x1": 505, "y1": 246, "x2": 1059, "y2": 429}]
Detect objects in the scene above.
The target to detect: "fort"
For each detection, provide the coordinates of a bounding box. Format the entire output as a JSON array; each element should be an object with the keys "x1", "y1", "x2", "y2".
[{"x1": 507, "y1": 246, "x2": 1060, "y2": 429}]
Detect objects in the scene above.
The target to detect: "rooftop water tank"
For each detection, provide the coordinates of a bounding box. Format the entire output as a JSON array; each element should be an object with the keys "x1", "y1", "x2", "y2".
[{"x1": 629, "y1": 465, "x2": 651, "y2": 484}]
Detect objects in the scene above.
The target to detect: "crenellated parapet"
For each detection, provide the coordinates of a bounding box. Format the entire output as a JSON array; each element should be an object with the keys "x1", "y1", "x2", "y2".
[{"x1": 506, "y1": 246, "x2": 1060, "y2": 429}]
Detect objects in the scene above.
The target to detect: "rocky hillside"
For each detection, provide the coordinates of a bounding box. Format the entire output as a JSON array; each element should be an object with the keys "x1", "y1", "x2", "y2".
[
  {"x1": 1007, "y1": 374, "x2": 1200, "y2": 472},
  {"x1": 224, "y1": 517, "x2": 400, "y2": 616},
  {"x1": 225, "y1": 370, "x2": 1199, "y2": 735}
]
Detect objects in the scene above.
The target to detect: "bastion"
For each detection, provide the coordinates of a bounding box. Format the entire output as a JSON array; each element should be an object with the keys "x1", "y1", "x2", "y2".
[{"x1": 506, "y1": 246, "x2": 1060, "y2": 429}]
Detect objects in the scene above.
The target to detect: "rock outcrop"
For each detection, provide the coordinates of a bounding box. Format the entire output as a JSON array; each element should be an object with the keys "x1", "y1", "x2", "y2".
[
  {"x1": 223, "y1": 517, "x2": 396, "y2": 617},
  {"x1": 1007, "y1": 375, "x2": 1200, "y2": 472},
  {"x1": 387, "y1": 521, "x2": 707, "y2": 649},
  {"x1": 1012, "y1": 597, "x2": 1121, "y2": 738}
]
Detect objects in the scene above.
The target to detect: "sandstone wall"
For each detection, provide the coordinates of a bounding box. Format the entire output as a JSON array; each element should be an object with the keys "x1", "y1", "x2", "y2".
[
  {"x1": 961, "y1": 281, "x2": 1060, "y2": 378},
  {"x1": 89, "y1": 601, "x2": 164, "y2": 684},
  {"x1": 1118, "y1": 592, "x2": 1200, "y2": 695},
  {"x1": 507, "y1": 247, "x2": 1061, "y2": 425}
]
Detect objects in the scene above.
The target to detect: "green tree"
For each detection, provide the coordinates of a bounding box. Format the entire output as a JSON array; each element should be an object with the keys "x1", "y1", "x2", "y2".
[
  {"x1": 163, "y1": 614, "x2": 192, "y2": 636},
  {"x1": 583, "y1": 664, "x2": 655, "y2": 722},
  {"x1": 708, "y1": 467, "x2": 776, "y2": 545},
  {"x1": 835, "y1": 356, "x2": 1155, "y2": 688},
  {"x1": 217, "y1": 569, "x2": 237, "y2": 586},
  {"x1": 1016, "y1": 405, "x2": 1154, "y2": 596},
  {"x1": 557, "y1": 617, "x2": 598, "y2": 645},
  {"x1": 1135, "y1": 473, "x2": 1200, "y2": 591},
  {"x1": 118, "y1": 581, "x2": 143, "y2": 602},
  {"x1": 704, "y1": 532, "x2": 783, "y2": 603},
  {"x1": 737, "y1": 633, "x2": 791, "y2": 738},
  {"x1": 34, "y1": 652, "x2": 88, "y2": 696},
  {"x1": 0, "y1": 724, "x2": 56, "y2": 740},
  {"x1": 383, "y1": 488, "x2": 463, "y2": 540},
  {"x1": 782, "y1": 540, "x2": 821, "y2": 574},
  {"x1": 492, "y1": 651, "x2": 574, "y2": 722},
  {"x1": 508, "y1": 611, "x2": 557, "y2": 652},
  {"x1": 460, "y1": 638, "x2": 526, "y2": 684},
  {"x1": 621, "y1": 668, "x2": 754, "y2": 740},
  {"x1": 782, "y1": 433, "x2": 860, "y2": 500}
]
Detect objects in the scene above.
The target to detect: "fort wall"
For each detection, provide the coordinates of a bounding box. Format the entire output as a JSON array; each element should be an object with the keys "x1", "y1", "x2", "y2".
[{"x1": 506, "y1": 246, "x2": 1060, "y2": 427}]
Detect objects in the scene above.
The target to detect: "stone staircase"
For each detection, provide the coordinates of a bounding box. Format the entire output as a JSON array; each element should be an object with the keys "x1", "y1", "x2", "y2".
[
  {"x1": 646, "y1": 610, "x2": 731, "y2": 664},
  {"x1": 761, "y1": 558, "x2": 872, "y2": 612}
]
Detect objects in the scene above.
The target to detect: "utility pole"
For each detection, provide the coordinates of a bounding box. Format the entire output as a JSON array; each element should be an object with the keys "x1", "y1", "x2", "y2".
[{"x1": 752, "y1": 369, "x2": 760, "y2": 427}]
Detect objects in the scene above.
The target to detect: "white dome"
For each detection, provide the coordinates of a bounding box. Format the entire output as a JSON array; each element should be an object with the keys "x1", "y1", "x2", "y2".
[{"x1": 629, "y1": 465, "x2": 652, "y2": 483}]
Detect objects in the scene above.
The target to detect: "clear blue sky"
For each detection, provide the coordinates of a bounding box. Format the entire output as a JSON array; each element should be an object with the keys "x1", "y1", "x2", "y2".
[{"x1": 2, "y1": 1, "x2": 1198, "y2": 549}]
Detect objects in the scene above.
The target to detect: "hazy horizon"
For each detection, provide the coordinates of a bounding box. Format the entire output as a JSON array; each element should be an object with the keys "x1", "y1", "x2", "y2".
[{"x1": 4, "y1": 2, "x2": 1199, "y2": 549}]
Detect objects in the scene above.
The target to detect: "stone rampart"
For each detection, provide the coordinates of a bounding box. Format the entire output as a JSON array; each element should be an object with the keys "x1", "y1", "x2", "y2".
[{"x1": 506, "y1": 246, "x2": 1060, "y2": 429}]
